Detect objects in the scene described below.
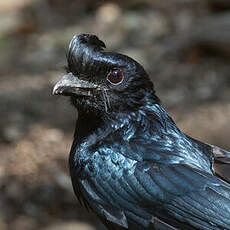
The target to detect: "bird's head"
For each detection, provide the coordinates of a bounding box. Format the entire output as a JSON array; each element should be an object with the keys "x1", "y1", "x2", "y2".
[{"x1": 53, "y1": 34, "x2": 159, "y2": 116}]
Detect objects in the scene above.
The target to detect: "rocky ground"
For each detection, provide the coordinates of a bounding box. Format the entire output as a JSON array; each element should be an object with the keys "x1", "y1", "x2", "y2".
[{"x1": 1, "y1": 0, "x2": 230, "y2": 229}]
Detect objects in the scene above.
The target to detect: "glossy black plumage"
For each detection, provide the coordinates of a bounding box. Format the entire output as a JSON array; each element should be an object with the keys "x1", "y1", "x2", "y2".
[{"x1": 53, "y1": 34, "x2": 230, "y2": 230}]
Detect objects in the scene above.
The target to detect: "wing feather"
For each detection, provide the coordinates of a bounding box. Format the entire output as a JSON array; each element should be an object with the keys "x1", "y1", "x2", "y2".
[
  {"x1": 211, "y1": 144, "x2": 230, "y2": 183},
  {"x1": 140, "y1": 163, "x2": 230, "y2": 229}
]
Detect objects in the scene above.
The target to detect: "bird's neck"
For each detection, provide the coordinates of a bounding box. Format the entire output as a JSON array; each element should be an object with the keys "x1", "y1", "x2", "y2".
[
  {"x1": 107, "y1": 103, "x2": 179, "y2": 133},
  {"x1": 141, "y1": 103, "x2": 179, "y2": 132},
  {"x1": 74, "y1": 103, "x2": 179, "y2": 144},
  {"x1": 74, "y1": 111, "x2": 103, "y2": 142}
]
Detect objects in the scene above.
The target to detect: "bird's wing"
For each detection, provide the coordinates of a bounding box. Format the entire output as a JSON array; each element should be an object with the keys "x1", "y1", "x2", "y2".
[
  {"x1": 78, "y1": 168, "x2": 179, "y2": 230},
  {"x1": 133, "y1": 162, "x2": 230, "y2": 230},
  {"x1": 78, "y1": 156, "x2": 230, "y2": 229},
  {"x1": 210, "y1": 144, "x2": 230, "y2": 183}
]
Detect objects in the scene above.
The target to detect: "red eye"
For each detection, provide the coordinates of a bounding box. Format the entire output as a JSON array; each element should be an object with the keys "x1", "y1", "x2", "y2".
[{"x1": 107, "y1": 69, "x2": 123, "y2": 85}]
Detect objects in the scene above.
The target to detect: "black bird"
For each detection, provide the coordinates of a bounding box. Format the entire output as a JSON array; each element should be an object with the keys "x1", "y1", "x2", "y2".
[{"x1": 53, "y1": 34, "x2": 230, "y2": 230}]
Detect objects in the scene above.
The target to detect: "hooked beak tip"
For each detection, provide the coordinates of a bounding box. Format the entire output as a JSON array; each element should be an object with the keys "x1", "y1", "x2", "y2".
[
  {"x1": 52, "y1": 72, "x2": 100, "y2": 97},
  {"x1": 52, "y1": 85, "x2": 60, "y2": 95}
]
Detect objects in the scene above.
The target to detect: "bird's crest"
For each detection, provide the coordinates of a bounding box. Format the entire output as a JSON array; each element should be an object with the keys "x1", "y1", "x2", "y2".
[
  {"x1": 78, "y1": 34, "x2": 106, "y2": 50},
  {"x1": 69, "y1": 34, "x2": 106, "y2": 53},
  {"x1": 67, "y1": 34, "x2": 106, "y2": 75}
]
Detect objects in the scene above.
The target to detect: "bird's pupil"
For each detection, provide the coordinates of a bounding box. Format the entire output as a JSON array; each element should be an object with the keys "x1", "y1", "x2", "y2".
[{"x1": 112, "y1": 71, "x2": 119, "y2": 80}]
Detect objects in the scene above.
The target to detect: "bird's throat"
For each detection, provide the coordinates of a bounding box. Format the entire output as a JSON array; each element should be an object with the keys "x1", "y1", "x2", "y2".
[{"x1": 74, "y1": 110, "x2": 103, "y2": 142}]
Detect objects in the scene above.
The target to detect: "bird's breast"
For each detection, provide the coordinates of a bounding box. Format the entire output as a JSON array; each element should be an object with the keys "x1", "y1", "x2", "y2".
[
  {"x1": 71, "y1": 141, "x2": 139, "y2": 212},
  {"x1": 76, "y1": 143, "x2": 137, "y2": 181}
]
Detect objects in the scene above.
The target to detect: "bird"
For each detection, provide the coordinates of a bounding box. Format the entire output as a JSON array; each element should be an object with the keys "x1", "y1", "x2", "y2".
[{"x1": 53, "y1": 34, "x2": 230, "y2": 230}]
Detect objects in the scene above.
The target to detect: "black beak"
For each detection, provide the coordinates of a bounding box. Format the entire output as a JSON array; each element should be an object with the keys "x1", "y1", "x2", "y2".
[{"x1": 52, "y1": 73, "x2": 99, "y2": 97}]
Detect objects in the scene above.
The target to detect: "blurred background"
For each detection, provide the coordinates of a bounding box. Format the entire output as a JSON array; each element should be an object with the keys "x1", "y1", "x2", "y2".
[{"x1": 1, "y1": 0, "x2": 230, "y2": 229}]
